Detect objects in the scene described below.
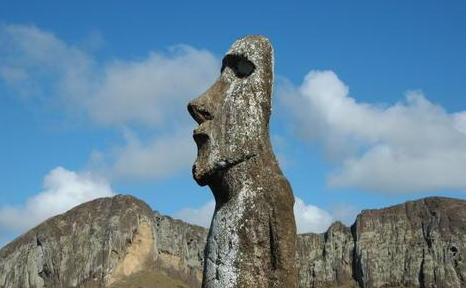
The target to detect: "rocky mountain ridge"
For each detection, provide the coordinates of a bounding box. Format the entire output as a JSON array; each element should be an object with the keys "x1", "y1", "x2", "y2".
[{"x1": 0, "y1": 195, "x2": 464, "y2": 288}]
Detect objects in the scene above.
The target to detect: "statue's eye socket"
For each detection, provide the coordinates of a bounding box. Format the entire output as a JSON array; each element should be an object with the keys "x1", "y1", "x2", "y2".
[{"x1": 221, "y1": 54, "x2": 255, "y2": 78}]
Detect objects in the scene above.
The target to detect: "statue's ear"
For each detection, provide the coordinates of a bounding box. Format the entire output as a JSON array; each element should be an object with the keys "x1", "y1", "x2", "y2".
[{"x1": 221, "y1": 54, "x2": 255, "y2": 78}]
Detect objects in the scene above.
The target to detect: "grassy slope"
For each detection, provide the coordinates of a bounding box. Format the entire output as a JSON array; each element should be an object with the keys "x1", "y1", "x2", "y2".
[{"x1": 108, "y1": 270, "x2": 192, "y2": 288}]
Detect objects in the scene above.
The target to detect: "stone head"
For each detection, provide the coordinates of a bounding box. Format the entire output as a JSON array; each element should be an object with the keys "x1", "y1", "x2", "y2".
[{"x1": 188, "y1": 35, "x2": 274, "y2": 186}]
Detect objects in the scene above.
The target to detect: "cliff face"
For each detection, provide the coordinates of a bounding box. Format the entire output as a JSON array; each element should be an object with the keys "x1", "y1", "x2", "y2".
[
  {"x1": 353, "y1": 197, "x2": 465, "y2": 288},
  {"x1": 0, "y1": 195, "x2": 464, "y2": 288},
  {"x1": 297, "y1": 222, "x2": 356, "y2": 288},
  {"x1": 0, "y1": 195, "x2": 208, "y2": 288},
  {"x1": 296, "y1": 197, "x2": 466, "y2": 288},
  {"x1": 152, "y1": 211, "x2": 207, "y2": 287},
  {"x1": 0, "y1": 195, "x2": 158, "y2": 288}
]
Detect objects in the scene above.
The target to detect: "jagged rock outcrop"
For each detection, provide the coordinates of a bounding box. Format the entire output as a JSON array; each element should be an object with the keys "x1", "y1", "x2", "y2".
[
  {"x1": 297, "y1": 222, "x2": 356, "y2": 288},
  {"x1": 153, "y1": 211, "x2": 207, "y2": 287},
  {"x1": 0, "y1": 195, "x2": 464, "y2": 288},
  {"x1": 0, "y1": 195, "x2": 157, "y2": 287},
  {"x1": 295, "y1": 197, "x2": 466, "y2": 288},
  {"x1": 0, "y1": 195, "x2": 208, "y2": 288},
  {"x1": 353, "y1": 197, "x2": 465, "y2": 288}
]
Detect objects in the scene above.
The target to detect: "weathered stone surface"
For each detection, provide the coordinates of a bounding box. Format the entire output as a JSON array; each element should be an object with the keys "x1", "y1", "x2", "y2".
[
  {"x1": 188, "y1": 35, "x2": 298, "y2": 288},
  {"x1": 295, "y1": 197, "x2": 466, "y2": 288},
  {"x1": 0, "y1": 195, "x2": 157, "y2": 288},
  {"x1": 297, "y1": 222, "x2": 356, "y2": 288},
  {"x1": 153, "y1": 212, "x2": 208, "y2": 287},
  {"x1": 0, "y1": 195, "x2": 208, "y2": 288},
  {"x1": 353, "y1": 197, "x2": 465, "y2": 288},
  {"x1": 0, "y1": 195, "x2": 464, "y2": 288}
]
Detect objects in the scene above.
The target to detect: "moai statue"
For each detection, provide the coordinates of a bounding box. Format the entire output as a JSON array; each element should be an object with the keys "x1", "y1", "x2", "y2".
[{"x1": 188, "y1": 35, "x2": 297, "y2": 288}]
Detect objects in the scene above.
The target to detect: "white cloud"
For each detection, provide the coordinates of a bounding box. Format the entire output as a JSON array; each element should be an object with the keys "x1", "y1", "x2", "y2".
[
  {"x1": 174, "y1": 200, "x2": 215, "y2": 228},
  {"x1": 108, "y1": 128, "x2": 195, "y2": 180},
  {"x1": 87, "y1": 46, "x2": 217, "y2": 127},
  {"x1": 174, "y1": 197, "x2": 334, "y2": 233},
  {"x1": 1, "y1": 24, "x2": 218, "y2": 180},
  {"x1": 280, "y1": 70, "x2": 466, "y2": 193},
  {"x1": 0, "y1": 24, "x2": 94, "y2": 101},
  {"x1": 328, "y1": 203, "x2": 360, "y2": 226},
  {"x1": 294, "y1": 197, "x2": 334, "y2": 233},
  {"x1": 0, "y1": 24, "x2": 217, "y2": 127},
  {"x1": 0, "y1": 66, "x2": 28, "y2": 85},
  {"x1": 0, "y1": 167, "x2": 114, "y2": 235},
  {"x1": 453, "y1": 111, "x2": 466, "y2": 135}
]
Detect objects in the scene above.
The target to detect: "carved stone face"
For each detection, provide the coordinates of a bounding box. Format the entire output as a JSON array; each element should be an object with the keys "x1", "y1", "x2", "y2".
[{"x1": 188, "y1": 36, "x2": 273, "y2": 186}]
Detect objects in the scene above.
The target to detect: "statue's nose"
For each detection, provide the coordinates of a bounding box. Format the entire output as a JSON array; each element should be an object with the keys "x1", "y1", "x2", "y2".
[{"x1": 187, "y1": 99, "x2": 213, "y2": 125}]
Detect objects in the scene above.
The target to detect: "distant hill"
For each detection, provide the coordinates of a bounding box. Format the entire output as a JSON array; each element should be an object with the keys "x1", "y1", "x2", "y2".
[{"x1": 0, "y1": 195, "x2": 464, "y2": 288}]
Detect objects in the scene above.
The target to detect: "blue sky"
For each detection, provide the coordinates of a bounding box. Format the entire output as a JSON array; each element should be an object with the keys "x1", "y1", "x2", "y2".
[{"x1": 1, "y1": 0, "x2": 466, "y2": 246}]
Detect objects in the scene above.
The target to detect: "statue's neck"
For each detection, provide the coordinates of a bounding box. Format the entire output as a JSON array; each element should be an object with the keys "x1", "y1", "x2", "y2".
[{"x1": 208, "y1": 152, "x2": 280, "y2": 205}]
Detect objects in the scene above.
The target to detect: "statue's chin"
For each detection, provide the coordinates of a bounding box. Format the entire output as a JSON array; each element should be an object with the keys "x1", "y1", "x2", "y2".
[
  {"x1": 194, "y1": 174, "x2": 209, "y2": 186},
  {"x1": 192, "y1": 163, "x2": 210, "y2": 186}
]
